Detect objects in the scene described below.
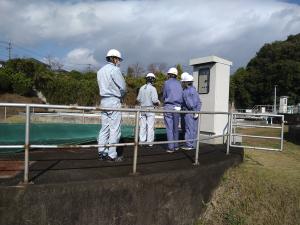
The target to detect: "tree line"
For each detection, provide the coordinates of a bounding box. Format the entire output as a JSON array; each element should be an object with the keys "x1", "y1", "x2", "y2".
[
  {"x1": 0, "y1": 58, "x2": 183, "y2": 106},
  {"x1": 1, "y1": 33, "x2": 299, "y2": 108},
  {"x1": 230, "y1": 33, "x2": 300, "y2": 108}
]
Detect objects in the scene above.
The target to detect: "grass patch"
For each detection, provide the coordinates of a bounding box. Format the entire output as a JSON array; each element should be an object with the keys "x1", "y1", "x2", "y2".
[{"x1": 197, "y1": 127, "x2": 300, "y2": 225}]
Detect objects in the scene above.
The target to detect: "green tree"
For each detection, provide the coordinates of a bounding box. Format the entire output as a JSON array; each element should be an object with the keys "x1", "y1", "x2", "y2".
[
  {"x1": 0, "y1": 69, "x2": 12, "y2": 92},
  {"x1": 230, "y1": 68, "x2": 253, "y2": 108},
  {"x1": 11, "y1": 72, "x2": 33, "y2": 96},
  {"x1": 231, "y1": 33, "x2": 300, "y2": 108},
  {"x1": 176, "y1": 64, "x2": 183, "y2": 80}
]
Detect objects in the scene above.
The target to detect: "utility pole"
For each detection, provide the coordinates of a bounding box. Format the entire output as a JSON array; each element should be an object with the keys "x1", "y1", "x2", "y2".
[
  {"x1": 6, "y1": 41, "x2": 12, "y2": 60},
  {"x1": 87, "y1": 64, "x2": 91, "y2": 72},
  {"x1": 274, "y1": 85, "x2": 277, "y2": 114}
]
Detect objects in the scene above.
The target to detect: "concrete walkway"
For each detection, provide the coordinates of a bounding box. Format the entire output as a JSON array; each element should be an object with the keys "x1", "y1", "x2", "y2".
[{"x1": 0, "y1": 144, "x2": 242, "y2": 186}]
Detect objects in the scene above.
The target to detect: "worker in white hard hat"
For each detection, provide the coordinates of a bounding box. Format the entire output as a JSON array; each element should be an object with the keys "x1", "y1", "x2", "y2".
[
  {"x1": 137, "y1": 73, "x2": 160, "y2": 147},
  {"x1": 181, "y1": 72, "x2": 202, "y2": 150},
  {"x1": 162, "y1": 67, "x2": 183, "y2": 153},
  {"x1": 97, "y1": 49, "x2": 126, "y2": 162}
]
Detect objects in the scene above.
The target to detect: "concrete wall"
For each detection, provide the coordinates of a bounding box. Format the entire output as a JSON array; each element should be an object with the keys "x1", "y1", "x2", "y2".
[{"x1": 0, "y1": 156, "x2": 241, "y2": 225}]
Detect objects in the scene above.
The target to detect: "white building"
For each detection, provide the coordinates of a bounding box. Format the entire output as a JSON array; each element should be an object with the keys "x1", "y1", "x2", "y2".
[{"x1": 279, "y1": 96, "x2": 288, "y2": 114}]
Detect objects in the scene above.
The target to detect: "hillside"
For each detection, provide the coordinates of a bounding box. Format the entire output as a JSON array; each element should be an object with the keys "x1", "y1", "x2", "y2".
[
  {"x1": 197, "y1": 128, "x2": 300, "y2": 225},
  {"x1": 231, "y1": 33, "x2": 300, "y2": 108}
]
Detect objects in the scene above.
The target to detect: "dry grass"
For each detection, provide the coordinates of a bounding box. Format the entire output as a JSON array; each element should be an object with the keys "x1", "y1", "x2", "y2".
[
  {"x1": 197, "y1": 127, "x2": 300, "y2": 225},
  {"x1": 0, "y1": 93, "x2": 44, "y2": 122}
]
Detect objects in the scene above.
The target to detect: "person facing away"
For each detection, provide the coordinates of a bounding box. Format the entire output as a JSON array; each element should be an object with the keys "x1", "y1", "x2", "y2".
[
  {"x1": 162, "y1": 67, "x2": 183, "y2": 153},
  {"x1": 136, "y1": 73, "x2": 160, "y2": 147},
  {"x1": 181, "y1": 72, "x2": 202, "y2": 150},
  {"x1": 97, "y1": 49, "x2": 126, "y2": 162}
]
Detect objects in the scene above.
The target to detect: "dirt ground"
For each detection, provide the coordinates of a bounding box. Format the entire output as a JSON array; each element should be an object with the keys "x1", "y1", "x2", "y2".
[{"x1": 0, "y1": 93, "x2": 46, "y2": 120}]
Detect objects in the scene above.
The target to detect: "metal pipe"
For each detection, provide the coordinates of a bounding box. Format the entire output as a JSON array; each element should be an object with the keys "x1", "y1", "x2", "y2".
[
  {"x1": 194, "y1": 113, "x2": 202, "y2": 165},
  {"x1": 0, "y1": 103, "x2": 229, "y2": 115},
  {"x1": 82, "y1": 110, "x2": 85, "y2": 124},
  {"x1": 231, "y1": 133, "x2": 281, "y2": 140},
  {"x1": 0, "y1": 145, "x2": 24, "y2": 149},
  {"x1": 132, "y1": 111, "x2": 140, "y2": 174},
  {"x1": 3, "y1": 136, "x2": 220, "y2": 150},
  {"x1": 280, "y1": 115, "x2": 284, "y2": 151},
  {"x1": 230, "y1": 144, "x2": 281, "y2": 151},
  {"x1": 24, "y1": 105, "x2": 30, "y2": 184},
  {"x1": 233, "y1": 112, "x2": 283, "y2": 117},
  {"x1": 30, "y1": 143, "x2": 135, "y2": 149},
  {"x1": 274, "y1": 85, "x2": 277, "y2": 114},
  {"x1": 226, "y1": 113, "x2": 232, "y2": 155},
  {"x1": 139, "y1": 138, "x2": 197, "y2": 145},
  {"x1": 1, "y1": 135, "x2": 226, "y2": 150},
  {"x1": 228, "y1": 113, "x2": 233, "y2": 155},
  {"x1": 232, "y1": 124, "x2": 282, "y2": 129},
  {"x1": 4, "y1": 106, "x2": 7, "y2": 121}
]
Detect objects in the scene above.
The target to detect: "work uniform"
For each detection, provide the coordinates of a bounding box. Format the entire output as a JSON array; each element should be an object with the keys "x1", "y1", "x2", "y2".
[
  {"x1": 182, "y1": 85, "x2": 202, "y2": 148},
  {"x1": 97, "y1": 62, "x2": 126, "y2": 159},
  {"x1": 163, "y1": 77, "x2": 183, "y2": 151},
  {"x1": 137, "y1": 83, "x2": 160, "y2": 144}
]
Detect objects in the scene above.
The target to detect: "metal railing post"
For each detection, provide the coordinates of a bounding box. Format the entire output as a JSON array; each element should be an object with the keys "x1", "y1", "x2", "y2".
[
  {"x1": 24, "y1": 105, "x2": 31, "y2": 184},
  {"x1": 82, "y1": 109, "x2": 85, "y2": 124},
  {"x1": 226, "y1": 113, "x2": 233, "y2": 155},
  {"x1": 280, "y1": 115, "x2": 284, "y2": 151},
  {"x1": 194, "y1": 113, "x2": 201, "y2": 165},
  {"x1": 132, "y1": 110, "x2": 140, "y2": 174},
  {"x1": 4, "y1": 106, "x2": 7, "y2": 121},
  {"x1": 226, "y1": 113, "x2": 230, "y2": 154}
]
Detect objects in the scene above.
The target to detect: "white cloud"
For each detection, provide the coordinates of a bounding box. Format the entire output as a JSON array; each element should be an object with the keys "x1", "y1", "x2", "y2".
[
  {"x1": 65, "y1": 48, "x2": 98, "y2": 65},
  {"x1": 0, "y1": 0, "x2": 299, "y2": 71}
]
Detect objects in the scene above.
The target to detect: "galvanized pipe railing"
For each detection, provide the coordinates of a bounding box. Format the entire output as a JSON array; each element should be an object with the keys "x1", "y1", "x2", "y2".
[
  {"x1": 230, "y1": 113, "x2": 285, "y2": 151},
  {"x1": 0, "y1": 103, "x2": 235, "y2": 184},
  {"x1": 24, "y1": 105, "x2": 30, "y2": 184}
]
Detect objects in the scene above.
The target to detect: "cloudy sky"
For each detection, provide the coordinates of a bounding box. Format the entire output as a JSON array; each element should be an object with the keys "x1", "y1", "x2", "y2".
[{"x1": 0, "y1": 0, "x2": 299, "y2": 73}]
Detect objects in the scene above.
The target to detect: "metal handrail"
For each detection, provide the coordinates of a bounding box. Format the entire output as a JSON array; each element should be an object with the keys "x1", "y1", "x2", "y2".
[
  {"x1": 230, "y1": 112, "x2": 284, "y2": 152},
  {"x1": 232, "y1": 124, "x2": 282, "y2": 129},
  {"x1": 0, "y1": 103, "x2": 229, "y2": 114},
  {"x1": 0, "y1": 103, "x2": 285, "y2": 184},
  {"x1": 0, "y1": 103, "x2": 232, "y2": 184}
]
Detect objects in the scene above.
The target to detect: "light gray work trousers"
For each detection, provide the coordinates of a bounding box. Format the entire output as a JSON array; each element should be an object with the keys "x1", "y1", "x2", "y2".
[
  {"x1": 139, "y1": 109, "x2": 155, "y2": 143},
  {"x1": 98, "y1": 97, "x2": 121, "y2": 159}
]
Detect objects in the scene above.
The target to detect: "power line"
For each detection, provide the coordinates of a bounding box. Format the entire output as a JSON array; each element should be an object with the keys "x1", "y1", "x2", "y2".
[{"x1": 13, "y1": 43, "x2": 45, "y2": 58}]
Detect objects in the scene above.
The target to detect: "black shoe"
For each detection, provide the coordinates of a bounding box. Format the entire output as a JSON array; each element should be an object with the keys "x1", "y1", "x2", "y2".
[
  {"x1": 166, "y1": 149, "x2": 175, "y2": 153},
  {"x1": 181, "y1": 146, "x2": 195, "y2": 151},
  {"x1": 145, "y1": 145, "x2": 153, "y2": 149},
  {"x1": 98, "y1": 153, "x2": 107, "y2": 161},
  {"x1": 106, "y1": 156, "x2": 123, "y2": 162}
]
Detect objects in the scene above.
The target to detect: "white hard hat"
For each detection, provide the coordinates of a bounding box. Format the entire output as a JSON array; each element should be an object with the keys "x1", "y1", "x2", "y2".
[
  {"x1": 106, "y1": 49, "x2": 123, "y2": 61},
  {"x1": 167, "y1": 67, "x2": 178, "y2": 76},
  {"x1": 181, "y1": 72, "x2": 189, "y2": 81},
  {"x1": 181, "y1": 72, "x2": 194, "y2": 82},
  {"x1": 146, "y1": 73, "x2": 156, "y2": 78}
]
